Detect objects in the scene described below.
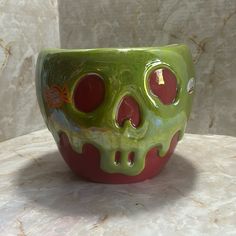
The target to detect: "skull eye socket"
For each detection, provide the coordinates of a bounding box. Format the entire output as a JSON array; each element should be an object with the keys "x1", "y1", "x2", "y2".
[
  {"x1": 148, "y1": 68, "x2": 177, "y2": 105},
  {"x1": 73, "y1": 73, "x2": 105, "y2": 113}
]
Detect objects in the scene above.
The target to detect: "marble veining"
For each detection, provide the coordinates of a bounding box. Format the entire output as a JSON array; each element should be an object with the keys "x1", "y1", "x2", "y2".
[
  {"x1": 0, "y1": 129, "x2": 235, "y2": 235},
  {"x1": 0, "y1": 0, "x2": 60, "y2": 141},
  {"x1": 1, "y1": 0, "x2": 236, "y2": 141},
  {"x1": 58, "y1": 0, "x2": 236, "y2": 136}
]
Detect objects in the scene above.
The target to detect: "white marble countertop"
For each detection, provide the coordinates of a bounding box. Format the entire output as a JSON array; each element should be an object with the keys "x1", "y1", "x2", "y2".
[{"x1": 0, "y1": 129, "x2": 235, "y2": 236}]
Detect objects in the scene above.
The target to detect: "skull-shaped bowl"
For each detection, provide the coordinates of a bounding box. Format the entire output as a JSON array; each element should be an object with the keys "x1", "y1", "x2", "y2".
[{"x1": 36, "y1": 45, "x2": 195, "y2": 184}]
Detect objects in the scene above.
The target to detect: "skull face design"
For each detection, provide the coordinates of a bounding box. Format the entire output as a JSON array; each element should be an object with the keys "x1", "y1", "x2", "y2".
[{"x1": 36, "y1": 45, "x2": 195, "y2": 183}]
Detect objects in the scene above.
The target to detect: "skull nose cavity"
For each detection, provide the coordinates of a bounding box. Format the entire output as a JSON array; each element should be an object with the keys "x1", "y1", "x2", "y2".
[{"x1": 116, "y1": 96, "x2": 141, "y2": 128}]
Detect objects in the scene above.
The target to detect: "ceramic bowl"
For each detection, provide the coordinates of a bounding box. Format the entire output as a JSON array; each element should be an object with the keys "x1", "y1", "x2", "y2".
[{"x1": 36, "y1": 45, "x2": 195, "y2": 184}]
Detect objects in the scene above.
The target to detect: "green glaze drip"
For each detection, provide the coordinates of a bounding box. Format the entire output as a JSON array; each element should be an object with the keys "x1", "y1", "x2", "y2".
[
  {"x1": 36, "y1": 45, "x2": 195, "y2": 176},
  {"x1": 47, "y1": 109, "x2": 186, "y2": 175}
]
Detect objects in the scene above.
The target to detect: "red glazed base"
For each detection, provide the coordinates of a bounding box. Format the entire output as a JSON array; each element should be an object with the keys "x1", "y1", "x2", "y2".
[{"x1": 58, "y1": 132, "x2": 179, "y2": 184}]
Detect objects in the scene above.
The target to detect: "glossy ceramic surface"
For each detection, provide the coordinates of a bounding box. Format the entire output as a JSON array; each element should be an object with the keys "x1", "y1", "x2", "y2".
[{"x1": 36, "y1": 45, "x2": 195, "y2": 183}]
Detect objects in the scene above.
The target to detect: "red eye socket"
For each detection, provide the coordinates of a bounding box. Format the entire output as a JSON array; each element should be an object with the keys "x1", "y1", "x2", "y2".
[
  {"x1": 73, "y1": 74, "x2": 105, "y2": 113},
  {"x1": 148, "y1": 68, "x2": 177, "y2": 105}
]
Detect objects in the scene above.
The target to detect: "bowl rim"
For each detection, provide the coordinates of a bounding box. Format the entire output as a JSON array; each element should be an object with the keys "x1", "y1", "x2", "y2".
[{"x1": 39, "y1": 44, "x2": 188, "y2": 54}]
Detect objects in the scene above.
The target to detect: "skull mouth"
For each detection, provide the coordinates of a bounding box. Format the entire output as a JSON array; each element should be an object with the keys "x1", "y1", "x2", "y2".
[
  {"x1": 114, "y1": 151, "x2": 135, "y2": 166},
  {"x1": 57, "y1": 131, "x2": 179, "y2": 183}
]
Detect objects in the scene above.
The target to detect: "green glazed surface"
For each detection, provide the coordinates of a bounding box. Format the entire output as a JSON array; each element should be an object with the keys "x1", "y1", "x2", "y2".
[{"x1": 36, "y1": 45, "x2": 195, "y2": 176}]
